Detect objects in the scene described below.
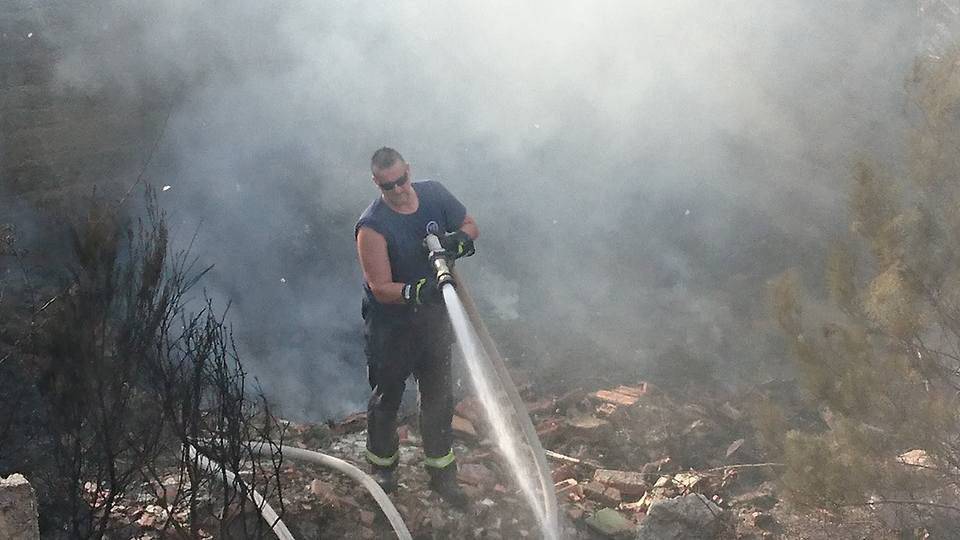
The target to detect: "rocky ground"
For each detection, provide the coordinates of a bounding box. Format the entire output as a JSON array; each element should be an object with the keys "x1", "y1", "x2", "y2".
[{"x1": 86, "y1": 372, "x2": 900, "y2": 539}]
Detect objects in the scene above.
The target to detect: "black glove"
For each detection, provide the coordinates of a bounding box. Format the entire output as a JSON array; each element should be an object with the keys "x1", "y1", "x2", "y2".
[
  {"x1": 439, "y1": 230, "x2": 475, "y2": 259},
  {"x1": 402, "y1": 277, "x2": 441, "y2": 305}
]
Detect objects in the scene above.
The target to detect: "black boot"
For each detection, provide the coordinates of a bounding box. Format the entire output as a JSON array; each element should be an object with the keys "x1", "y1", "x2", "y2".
[
  {"x1": 371, "y1": 465, "x2": 398, "y2": 494},
  {"x1": 427, "y1": 464, "x2": 468, "y2": 509}
]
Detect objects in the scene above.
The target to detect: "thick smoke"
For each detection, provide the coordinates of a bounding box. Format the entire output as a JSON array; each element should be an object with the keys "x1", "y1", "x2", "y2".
[{"x1": 37, "y1": 1, "x2": 921, "y2": 420}]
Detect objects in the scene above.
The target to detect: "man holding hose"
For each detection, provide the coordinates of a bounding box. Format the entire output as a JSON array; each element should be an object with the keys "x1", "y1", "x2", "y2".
[{"x1": 355, "y1": 147, "x2": 479, "y2": 507}]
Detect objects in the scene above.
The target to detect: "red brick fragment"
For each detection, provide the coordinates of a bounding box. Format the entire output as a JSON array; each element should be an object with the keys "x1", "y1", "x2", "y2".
[
  {"x1": 583, "y1": 481, "x2": 620, "y2": 506},
  {"x1": 451, "y1": 415, "x2": 478, "y2": 441},
  {"x1": 614, "y1": 383, "x2": 647, "y2": 397},
  {"x1": 593, "y1": 469, "x2": 649, "y2": 497},
  {"x1": 331, "y1": 412, "x2": 367, "y2": 434},
  {"x1": 591, "y1": 390, "x2": 639, "y2": 407},
  {"x1": 595, "y1": 402, "x2": 619, "y2": 418},
  {"x1": 455, "y1": 397, "x2": 485, "y2": 426}
]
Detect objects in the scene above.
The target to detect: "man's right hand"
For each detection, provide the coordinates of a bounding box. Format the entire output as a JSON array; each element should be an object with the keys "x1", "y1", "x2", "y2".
[{"x1": 402, "y1": 278, "x2": 441, "y2": 305}]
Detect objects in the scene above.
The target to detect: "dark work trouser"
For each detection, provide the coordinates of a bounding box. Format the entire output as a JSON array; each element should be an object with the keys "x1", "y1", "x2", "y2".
[{"x1": 363, "y1": 303, "x2": 456, "y2": 475}]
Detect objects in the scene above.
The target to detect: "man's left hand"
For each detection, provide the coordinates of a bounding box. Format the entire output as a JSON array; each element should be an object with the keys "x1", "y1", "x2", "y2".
[{"x1": 439, "y1": 230, "x2": 475, "y2": 259}]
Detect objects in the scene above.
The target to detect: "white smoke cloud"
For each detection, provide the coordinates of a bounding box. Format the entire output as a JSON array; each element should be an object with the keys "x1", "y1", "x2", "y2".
[{"x1": 38, "y1": 0, "x2": 923, "y2": 419}]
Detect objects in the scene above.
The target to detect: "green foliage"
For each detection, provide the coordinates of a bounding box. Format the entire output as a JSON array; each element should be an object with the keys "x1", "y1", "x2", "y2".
[{"x1": 770, "y1": 49, "x2": 960, "y2": 523}]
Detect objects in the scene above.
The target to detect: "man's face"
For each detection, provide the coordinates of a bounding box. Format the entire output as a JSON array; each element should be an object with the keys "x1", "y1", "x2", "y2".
[{"x1": 372, "y1": 161, "x2": 413, "y2": 204}]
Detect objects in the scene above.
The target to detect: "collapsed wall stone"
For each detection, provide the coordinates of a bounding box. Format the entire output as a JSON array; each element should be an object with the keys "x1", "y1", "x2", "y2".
[
  {"x1": 0, "y1": 474, "x2": 40, "y2": 540},
  {"x1": 636, "y1": 493, "x2": 725, "y2": 540}
]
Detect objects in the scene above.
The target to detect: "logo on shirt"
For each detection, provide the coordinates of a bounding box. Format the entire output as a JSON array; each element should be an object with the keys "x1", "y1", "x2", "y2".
[{"x1": 425, "y1": 221, "x2": 439, "y2": 235}]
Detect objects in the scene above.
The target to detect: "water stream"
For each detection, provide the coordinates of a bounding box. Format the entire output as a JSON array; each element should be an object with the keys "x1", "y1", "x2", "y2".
[{"x1": 442, "y1": 285, "x2": 560, "y2": 540}]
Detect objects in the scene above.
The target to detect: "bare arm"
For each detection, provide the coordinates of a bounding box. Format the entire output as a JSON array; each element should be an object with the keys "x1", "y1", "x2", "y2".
[
  {"x1": 357, "y1": 227, "x2": 406, "y2": 304},
  {"x1": 460, "y1": 214, "x2": 479, "y2": 240}
]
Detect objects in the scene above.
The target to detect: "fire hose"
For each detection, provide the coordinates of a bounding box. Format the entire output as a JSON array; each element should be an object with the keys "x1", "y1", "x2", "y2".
[{"x1": 191, "y1": 442, "x2": 412, "y2": 540}]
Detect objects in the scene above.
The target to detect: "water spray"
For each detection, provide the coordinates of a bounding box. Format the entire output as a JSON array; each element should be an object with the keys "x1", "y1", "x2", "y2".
[{"x1": 424, "y1": 233, "x2": 561, "y2": 539}]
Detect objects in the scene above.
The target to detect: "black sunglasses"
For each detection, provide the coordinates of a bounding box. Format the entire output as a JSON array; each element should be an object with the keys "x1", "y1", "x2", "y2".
[{"x1": 378, "y1": 171, "x2": 409, "y2": 191}]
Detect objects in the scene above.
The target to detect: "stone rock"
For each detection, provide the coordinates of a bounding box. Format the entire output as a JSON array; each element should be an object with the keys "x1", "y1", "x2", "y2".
[
  {"x1": 0, "y1": 474, "x2": 40, "y2": 540},
  {"x1": 593, "y1": 469, "x2": 649, "y2": 496},
  {"x1": 635, "y1": 493, "x2": 725, "y2": 540},
  {"x1": 585, "y1": 508, "x2": 635, "y2": 538}
]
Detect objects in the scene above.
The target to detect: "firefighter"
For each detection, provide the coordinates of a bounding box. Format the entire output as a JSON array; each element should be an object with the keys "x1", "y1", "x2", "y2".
[{"x1": 355, "y1": 147, "x2": 478, "y2": 507}]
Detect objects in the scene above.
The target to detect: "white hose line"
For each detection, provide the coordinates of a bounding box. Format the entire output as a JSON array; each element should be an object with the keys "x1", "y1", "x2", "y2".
[
  {"x1": 187, "y1": 444, "x2": 296, "y2": 540},
  {"x1": 249, "y1": 442, "x2": 413, "y2": 540}
]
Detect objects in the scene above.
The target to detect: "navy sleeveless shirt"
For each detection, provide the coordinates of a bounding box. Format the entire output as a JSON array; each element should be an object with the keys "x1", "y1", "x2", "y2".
[{"x1": 355, "y1": 180, "x2": 467, "y2": 317}]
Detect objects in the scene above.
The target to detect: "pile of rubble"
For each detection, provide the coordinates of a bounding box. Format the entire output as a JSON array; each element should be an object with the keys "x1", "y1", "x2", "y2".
[
  {"x1": 258, "y1": 378, "x2": 886, "y2": 539},
  {"x1": 78, "y1": 377, "x2": 892, "y2": 538}
]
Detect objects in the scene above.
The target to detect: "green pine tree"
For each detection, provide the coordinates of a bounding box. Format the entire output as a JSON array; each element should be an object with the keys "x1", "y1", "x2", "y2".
[{"x1": 769, "y1": 49, "x2": 960, "y2": 527}]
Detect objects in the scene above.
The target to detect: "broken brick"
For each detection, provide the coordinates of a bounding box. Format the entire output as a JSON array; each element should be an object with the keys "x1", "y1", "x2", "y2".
[
  {"x1": 455, "y1": 398, "x2": 485, "y2": 427},
  {"x1": 593, "y1": 469, "x2": 649, "y2": 497},
  {"x1": 591, "y1": 390, "x2": 639, "y2": 407},
  {"x1": 596, "y1": 402, "x2": 619, "y2": 418},
  {"x1": 614, "y1": 383, "x2": 647, "y2": 398},
  {"x1": 452, "y1": 415, "x2": 478, "y2": 441},
  {"x1": 672, "y1": 472, "x2": 703, "y2": 491},
  {"x1": 583, "y1": 481, "x2": 620, "y2": 506}
]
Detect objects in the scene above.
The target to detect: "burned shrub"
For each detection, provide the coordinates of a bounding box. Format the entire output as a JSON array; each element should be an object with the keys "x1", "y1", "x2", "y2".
[{"x1": 2, "y1": 189, "x2": 285, "y2": 539}]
